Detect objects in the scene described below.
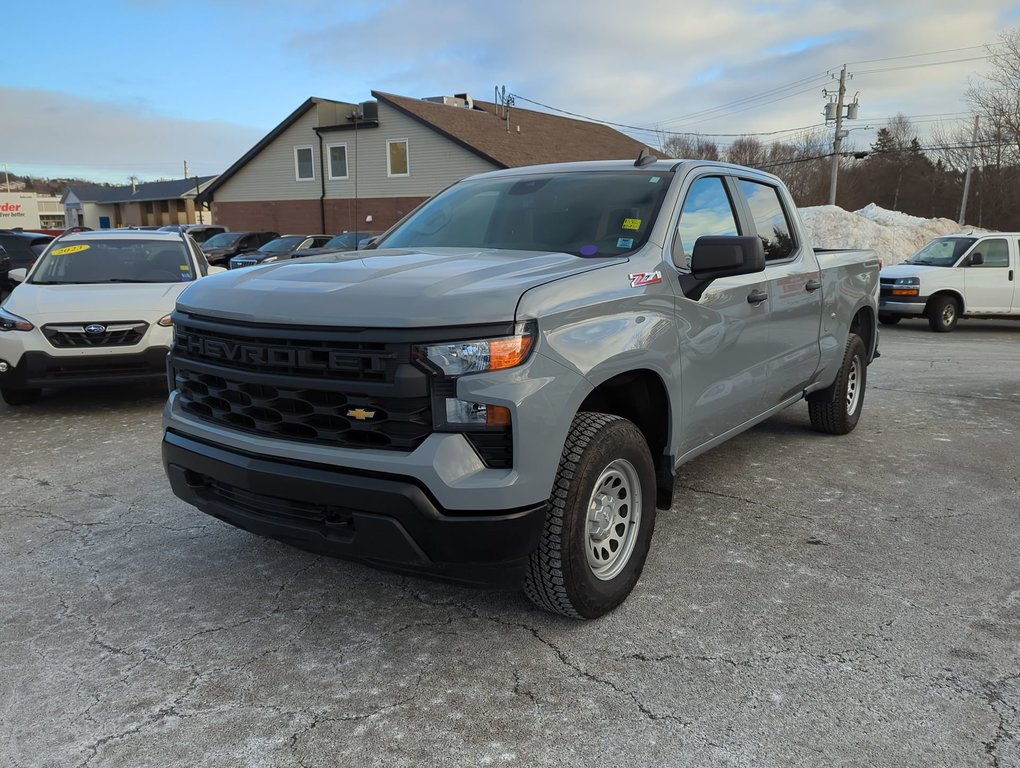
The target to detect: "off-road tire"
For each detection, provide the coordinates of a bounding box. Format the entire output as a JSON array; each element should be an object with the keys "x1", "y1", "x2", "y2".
[
  {"x1": 878, "y1": 314, "x2": 901, "y2": 326},
  {"x1": 927, "y1": 294, "x2": 959, "y2": 333},
  {"x1": 1, "y1": 387, "x2": 42, "y2": 406},
  {"x1": 524, "y1": 412, "x2": 657, "y2": 619},
  {"x1": 807, "y1": 333, "x2": 866, "y2": 435}
]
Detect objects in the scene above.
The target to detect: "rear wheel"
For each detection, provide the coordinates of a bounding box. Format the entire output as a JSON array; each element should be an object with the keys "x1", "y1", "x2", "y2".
[
  {"x1": 1, "y1": 387, "x2": 42, "y2": 406},
  {"x1": 878, "y1": 314, "x2": 901, "y2": 326},
  {"x1": 524, "y1": 412, "x2": 657, "y2": 619},
  {"x1": 808, "y1": 334, "x2": 866, "y2": 435},
  {"x1": 927, "y1": 295, "x2": 959, "y2": 333}
]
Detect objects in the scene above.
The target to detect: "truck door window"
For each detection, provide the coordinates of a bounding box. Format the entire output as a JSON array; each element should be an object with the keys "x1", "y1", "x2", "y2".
[
  {"x1": 970, "y1": 238, "x2": 1009, "y2": 267},
  {"x1": 738, "y1": 180, "x2": 797, "y2": 262},
  {"x1": 673, "y1": 176, "x2": 739, "y2": 270}
]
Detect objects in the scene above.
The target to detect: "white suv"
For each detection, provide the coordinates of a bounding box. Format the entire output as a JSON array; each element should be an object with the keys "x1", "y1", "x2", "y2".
[{"x1": 0, "y1": 230, "x2": 224, "y2": 405}]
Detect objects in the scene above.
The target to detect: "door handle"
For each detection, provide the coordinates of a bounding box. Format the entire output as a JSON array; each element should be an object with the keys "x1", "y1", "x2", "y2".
[
  {"x1": 747, "y1": 288, "x2": 768, "y2": 304},
  {"x1": 805, "y1": 279, "x2": 822, "y2": 292}
]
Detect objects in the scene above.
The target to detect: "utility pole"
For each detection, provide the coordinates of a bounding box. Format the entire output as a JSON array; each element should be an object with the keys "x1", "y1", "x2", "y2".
[
  {"x1": 3, "y1": 162, "x2": 9, "y2": 193},
  {"x1": 959, "y1": 115, "x2": 980, "y2": 225},
  {"x1": 828, "y1": 65, "x2": 847, "y2": 206}
]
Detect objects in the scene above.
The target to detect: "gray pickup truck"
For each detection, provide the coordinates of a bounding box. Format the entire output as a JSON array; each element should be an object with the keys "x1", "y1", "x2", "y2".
[{"x1": 162, "y1": 157, "x2": 880, "y2": 618}]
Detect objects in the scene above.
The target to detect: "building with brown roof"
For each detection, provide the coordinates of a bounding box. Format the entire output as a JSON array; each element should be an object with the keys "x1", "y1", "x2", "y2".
[{"x1": 201, "y1": 91, "x2": 656, "y2": 234}]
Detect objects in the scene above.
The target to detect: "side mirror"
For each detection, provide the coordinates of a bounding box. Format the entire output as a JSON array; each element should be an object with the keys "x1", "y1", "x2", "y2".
[
  {"x1": 690, "y1": 236, "x2": 766, "y2": 281},
  {"x1": 9, "y1": 268, "x2": 27, "y2": 284},
  {"x1": 359, "y1": 237, "x2": 379, "y2": 250},
  {"x1": 207, "y1": 266, "x2": 227, "y2": 275},
  {"x1": 969, "y1": 252, "x2": 984, "y2": 266}
]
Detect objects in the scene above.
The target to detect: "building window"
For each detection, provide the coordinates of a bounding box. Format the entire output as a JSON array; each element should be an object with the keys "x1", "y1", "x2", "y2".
[
  {"x1": 327, "y1": 143, "x2": 349, "y2": 179},
  {"x1": 294, "y1": 145, "x2": 315, "y2": 181},
  {"x1": 387, "y1": 139, "x2": 409, "y2": 177}
]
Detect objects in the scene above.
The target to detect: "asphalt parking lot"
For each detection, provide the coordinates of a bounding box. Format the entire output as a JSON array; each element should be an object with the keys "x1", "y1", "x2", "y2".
[{"x1": 1, "y1": 320, "x2": 1018, "y2": 768}]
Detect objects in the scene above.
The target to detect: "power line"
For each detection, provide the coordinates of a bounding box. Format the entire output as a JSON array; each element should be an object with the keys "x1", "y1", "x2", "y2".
[
  {"x1": 856, "y1": 55, "x2": 994, "y2": 75},
  {"x1": 845, "y1": 43, "x2": 999, "y2": 66}
]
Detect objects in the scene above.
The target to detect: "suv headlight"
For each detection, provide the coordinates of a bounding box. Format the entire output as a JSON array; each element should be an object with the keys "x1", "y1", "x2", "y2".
[
  {"x1": 0, "y1": 307, "x2": 33, "y2": 331},
  {"x1": 416, "y1": 321, "x2": 537, "y2": 377}
]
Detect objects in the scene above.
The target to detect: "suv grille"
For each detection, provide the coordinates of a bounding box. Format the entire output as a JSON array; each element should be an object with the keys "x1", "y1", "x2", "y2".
[
  {"x1": 230, "y1": 258, "x2": 259, "y2": 269},
  {"x1": 43, "y1": 322, "x2": 147, "y2": 348},
  {"x1": 172, "y1": 317, "x2": 432, "y2": 452}
]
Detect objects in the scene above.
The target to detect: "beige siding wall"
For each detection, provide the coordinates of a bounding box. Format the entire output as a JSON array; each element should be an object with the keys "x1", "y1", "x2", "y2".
[
  {"x1": 215, "y1": 109, "x2": 326, "y2": 202},
  {"x1": 215, "y1": 100, "x2": 497, "y2": 204},
  {"x1": 324, "y1": 102, "x2": 496, "y2": 199}
]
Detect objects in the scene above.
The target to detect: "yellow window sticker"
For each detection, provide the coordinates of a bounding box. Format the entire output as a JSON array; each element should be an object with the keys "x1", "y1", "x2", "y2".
[
  {"x1": 179, "y1": 264, "x2": 190, "y2": 270},
  {"x1": 50, "y1": 244, "x2": 91, "y2": 256},
  {"x1": 622, "y1": 218, "x2": 642, "y2": 231}
]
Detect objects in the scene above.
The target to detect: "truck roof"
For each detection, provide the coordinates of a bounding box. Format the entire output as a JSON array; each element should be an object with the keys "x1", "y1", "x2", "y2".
[{"x1": 463, "y1": 158, "x2": 787, "y2": 186}]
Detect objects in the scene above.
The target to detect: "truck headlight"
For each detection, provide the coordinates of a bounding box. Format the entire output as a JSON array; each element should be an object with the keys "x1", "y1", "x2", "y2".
[
  {"x1": 416, "y1": 321, "x2": 537, "y2": 377},
  {"x1": 894, "y1": 277, "x2": 920, "y2": 285},
  {"x1": 0, "y1": 307, "x2": 34, "y2": 331}
]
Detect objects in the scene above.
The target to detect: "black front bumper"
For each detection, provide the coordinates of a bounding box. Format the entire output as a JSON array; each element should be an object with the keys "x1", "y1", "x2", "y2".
[
  {"x1": 162, "y1": 430, "x2": 547, "y2": 586},
  {"x1": 0, "y1": 348, "x2": 169, "y2": 388}
]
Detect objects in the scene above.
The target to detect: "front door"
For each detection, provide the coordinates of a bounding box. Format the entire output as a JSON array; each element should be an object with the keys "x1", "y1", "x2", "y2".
[
  {"x1": 669, "y1": 174, "x2": 771, "y2": 454},
  {"x1": 964, "y1": 238, "x2": 1014, "y2": 312}
]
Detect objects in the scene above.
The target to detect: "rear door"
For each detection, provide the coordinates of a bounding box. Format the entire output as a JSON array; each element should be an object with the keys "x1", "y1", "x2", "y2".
[
  {"x1": 732, "y1": 178, "x2": 823, "y2": 405},
  {"x1": 963, "y1": 237, "x2": 1014, "y2": 312},
  {"x1": 669, "y1": 173, "x2": 771, "y2": 453}
]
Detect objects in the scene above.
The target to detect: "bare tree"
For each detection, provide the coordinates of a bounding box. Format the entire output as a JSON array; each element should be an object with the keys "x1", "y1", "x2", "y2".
[{"x1": 661, "y1": 134, "x2": 720, "y2": 160}]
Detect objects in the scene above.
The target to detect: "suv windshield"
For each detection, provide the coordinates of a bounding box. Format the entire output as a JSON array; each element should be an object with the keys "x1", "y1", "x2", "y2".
[
  {"x1": 258, "y1": 236, "x2": 303, "y2": 253},
  {"x1": 31, "y1": 239, "x2": 194, "y2": 284},
  {"x1": 203, "y1": 233, "x2": 243, "y2": 249},
  {"x1": 377, "y1": 170, "x2": 674, "y2": 257},
  {"x1": 907, "y1": 237, "x2": 976, "y2": 267}
]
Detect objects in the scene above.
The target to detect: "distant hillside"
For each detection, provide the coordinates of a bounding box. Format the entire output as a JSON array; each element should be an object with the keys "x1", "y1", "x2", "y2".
[{"x1": 2, "y1": 173, "x2": 115, "y2": 197}]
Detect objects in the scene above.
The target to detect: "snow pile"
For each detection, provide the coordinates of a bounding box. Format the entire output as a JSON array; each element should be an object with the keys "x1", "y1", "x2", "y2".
[{"x1": 800, "y1": 203, "x2": 987, "y2": 265}]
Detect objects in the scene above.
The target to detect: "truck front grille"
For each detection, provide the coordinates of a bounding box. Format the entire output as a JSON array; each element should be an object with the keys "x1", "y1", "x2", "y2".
[{"x1": 172, "y1": 316, "x2": 432, "y2": 452}]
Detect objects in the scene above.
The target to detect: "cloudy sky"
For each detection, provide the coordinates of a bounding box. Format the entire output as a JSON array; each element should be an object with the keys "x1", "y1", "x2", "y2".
[{"x1": 5, "y1": 0, "x2": 1018, "y2": 183}]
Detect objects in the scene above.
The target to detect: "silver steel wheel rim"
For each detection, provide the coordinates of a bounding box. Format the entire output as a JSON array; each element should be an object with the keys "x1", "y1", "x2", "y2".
[
  {"x1": 942, "y1": 303, "x2": 955, "y2": 325},
  {"x1": 846, "y1": 356, "x2": 861, "y2": 415},
  {"x1": 585, "y1": 458, "x2": 642, "y2": 581}
]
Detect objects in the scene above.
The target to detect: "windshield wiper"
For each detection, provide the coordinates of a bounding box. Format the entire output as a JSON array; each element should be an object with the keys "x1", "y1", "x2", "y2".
[
  {"x1": 104, "y1": 278, "x2": 161, "y2": 283},
  {"x1": 30, "y1": 280, "x2": 89, "y2": 285}
]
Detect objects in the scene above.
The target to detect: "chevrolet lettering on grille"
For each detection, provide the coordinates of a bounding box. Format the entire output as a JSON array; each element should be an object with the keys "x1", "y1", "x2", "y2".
[{"x1": 181, "y1": 334, "x2": 365, "y2": 373}]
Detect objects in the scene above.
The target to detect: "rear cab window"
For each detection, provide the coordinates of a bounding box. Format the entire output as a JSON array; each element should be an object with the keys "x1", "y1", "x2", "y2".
[{"x1": 737, "y1": 179, "x2": 798, "y2": 262}]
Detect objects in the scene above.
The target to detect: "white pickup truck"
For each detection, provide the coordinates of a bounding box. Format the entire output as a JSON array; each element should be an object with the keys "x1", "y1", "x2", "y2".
[{"x1": 879, "y1": 233, "x2": 1020, "y2": 332}]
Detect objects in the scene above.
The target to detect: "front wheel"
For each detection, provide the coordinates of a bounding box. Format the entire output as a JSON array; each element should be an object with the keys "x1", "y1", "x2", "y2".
[
  {"x1": 927, "y1": 295, "x2": 959, "y2": 332},
  {"x1": 807, "y1": 333, "x2": 866, "y2": 435},
  {"x1": 1, "y1": 387, "x2": 42, "y2": 406},
  {"x1": 524, "y1": 412, "x2": 657, "y2": 619}
]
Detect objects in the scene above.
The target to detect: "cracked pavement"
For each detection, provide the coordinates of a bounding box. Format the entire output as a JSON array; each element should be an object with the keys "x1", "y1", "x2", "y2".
[{"x1": 1, "y1": 321, "x2": 1018, "y2": 767}]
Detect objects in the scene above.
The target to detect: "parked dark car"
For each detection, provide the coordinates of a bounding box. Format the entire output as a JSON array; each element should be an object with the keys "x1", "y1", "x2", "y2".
[
  {"x1": 201, "y1": 231, "x2": 278, "y2": 266},
  {"x1": 0, "y1": 229, "x2": 54, "y2": 294},
  {"x1": 228, "y1": 234, "x2": 333, "y2": 269},
  {"x1": 158, "y1": 224, "x2": 228, "y2": 245},
  {"x1": 286, "y1": 230, "x2": 384, "y2": 259}
]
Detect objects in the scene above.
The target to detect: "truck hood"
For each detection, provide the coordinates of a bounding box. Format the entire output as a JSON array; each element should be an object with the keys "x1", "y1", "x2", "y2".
[
  {"x1": 881, "y1": 263, "x2": 950, "y2": 279},
  {"x1": 177, "y1": 247, "x2": 627, "y2": 326},
  {"x1": 7, "y1": 282, "x2": 187, "y2": 320}
]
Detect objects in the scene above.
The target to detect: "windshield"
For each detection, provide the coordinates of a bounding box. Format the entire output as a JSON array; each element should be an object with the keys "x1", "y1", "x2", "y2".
[
  {"x1": 30, "y1": 239, "x2": 194, "y2": 284},
  {"x1": 323, "y1": 233, "x2": 360, "y2": 250},
  {"x1": 203, "y1": 232, "x2": 243, "y2": 249},
  {"x1": 188, "y1": 228, "x2": 222, "y2": 244},
  {"x1": 907, "y1": 237, "x2": 975, "y2": 267},
  {"x1": 258, "y1": 236, "x2": 303, "y2": 253},
  {"x1": 378, "y1": 170, "x2": 674, "y2": 257}
]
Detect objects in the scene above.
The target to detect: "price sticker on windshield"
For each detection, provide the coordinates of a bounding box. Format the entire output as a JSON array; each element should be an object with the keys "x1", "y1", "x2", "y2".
[
  {"x1": 50, "y1": 244, "x2": 90, "y2": 256},
  {"x1": 622, "y1": 218, "x2": 642, "y2": 231}
]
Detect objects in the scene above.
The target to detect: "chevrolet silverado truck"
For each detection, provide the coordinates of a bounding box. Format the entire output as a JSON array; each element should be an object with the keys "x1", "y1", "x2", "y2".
[
  {"x1": 879, "y1": 232, "x2": 1020, "y2": 331},
  {"x1": 161, "y1": 157, "x2": 880, "y2": 619}
]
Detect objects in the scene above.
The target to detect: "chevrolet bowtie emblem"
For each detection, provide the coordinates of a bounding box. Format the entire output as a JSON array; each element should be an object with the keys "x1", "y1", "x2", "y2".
[{"x1": 347, "y1": 408, "x2": 377, "y2": 421}]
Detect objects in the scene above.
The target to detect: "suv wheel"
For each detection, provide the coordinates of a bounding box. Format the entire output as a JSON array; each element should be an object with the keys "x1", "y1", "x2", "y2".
[
  {"x1": 1, "y1": 387, "x2": 42, "y2": 406},
  {"x1": 524, "y1": 412, "x2": 657, "y2": 619}
]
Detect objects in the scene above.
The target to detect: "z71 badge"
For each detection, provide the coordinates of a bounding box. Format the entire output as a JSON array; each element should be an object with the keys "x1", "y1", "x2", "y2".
[{"x1": 629, "y1": 271, "x2": 663, "y2": 288}]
